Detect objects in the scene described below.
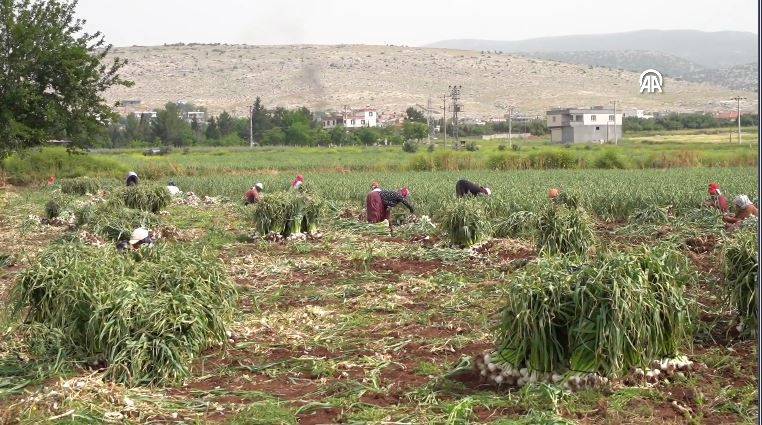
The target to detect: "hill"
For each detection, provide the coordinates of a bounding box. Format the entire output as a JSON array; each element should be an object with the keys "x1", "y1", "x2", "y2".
[
  {"x1": 426, "y1": 30, "x2": 758, "y2": 91},
  {"x1": 516, "y1": 50, "x2": 758, "y2": 91},
  {"x1": 425, "y1": 30, "x2": 758, "y2": 68},
  {"x1": 104, "y1": 44, "x2": 756, "y2": 118}
]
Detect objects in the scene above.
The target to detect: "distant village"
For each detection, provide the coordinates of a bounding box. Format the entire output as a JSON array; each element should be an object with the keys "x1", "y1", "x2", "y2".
[{"x1": 113, "y1": 98, "x2": 750, "y2": 145}]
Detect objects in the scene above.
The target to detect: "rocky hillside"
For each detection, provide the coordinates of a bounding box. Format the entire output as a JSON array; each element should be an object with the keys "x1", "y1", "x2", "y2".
[{"x1": 105, "y1": 44, "x2": 756, "y2": 117}]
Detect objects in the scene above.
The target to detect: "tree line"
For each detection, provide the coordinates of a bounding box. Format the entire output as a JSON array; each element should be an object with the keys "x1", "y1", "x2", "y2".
[
  {"x1": 623, "y1": 113, "x2": 758, "y2": 132},
  {"x1": 99, "y1": 100, "x2": 436, "y2": 148}
]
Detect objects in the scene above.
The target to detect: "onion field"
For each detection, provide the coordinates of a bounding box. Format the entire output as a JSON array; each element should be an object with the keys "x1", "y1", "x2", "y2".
[{"x1": 0, "y1": 155, "x2": 758, "y2": 424}]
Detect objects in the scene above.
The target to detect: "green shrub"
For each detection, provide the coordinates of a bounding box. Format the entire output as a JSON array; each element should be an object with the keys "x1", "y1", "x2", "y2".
[
  {"x1": 116, "y1": 185, "x2": 171, "y2": 213},
  {"x1": 486, "y1": 153, "x2": 529, "y2": 170},
  {"x1": 593, "y1": 150, "x2": 627, "y2": 169},
  {"x1": 536, "y1": 205, "x2": 595, "y2": 256},
  {"x1": 0, "y1": 148, "x2": 124, "y2": 185},
  {"x1": 12, "y1": 243, "x2": 237, "y2": 386},
  {"x1": 465, "y1": 142, "x2": 479, "y2": 151},
  {"x1": 60, "y1": 176, "x2": 101, "y2": 195},
  {"x1": 402, "y1": 140, "x2": 418, "y2": 153},
  {"x1": 724, "y1": 230, "x2": 758, "y2": 335},
  {"x1": 528, "y1": 150, "x2": 578, "y2": 169},
  {"x1": 409, "y1": 151, "x2": 480, "y2": 171},
  {"x1": 440, "y1": 198, "x2": 489, "y2": 248},
  {"x1": 494, "y1": 246, "x2": 694, "y2": 375},
  {"x1": 497, "y1": 144, "x2": 507, "y2": 151}
]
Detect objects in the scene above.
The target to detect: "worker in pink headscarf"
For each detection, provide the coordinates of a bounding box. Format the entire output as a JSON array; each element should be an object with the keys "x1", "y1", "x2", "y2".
[
  {"x1": 291, "y1": 175, "x2": 304, "y2": 190},
  {"x1": 379, "y1": 187, "x2": 414, "y2": 223}
]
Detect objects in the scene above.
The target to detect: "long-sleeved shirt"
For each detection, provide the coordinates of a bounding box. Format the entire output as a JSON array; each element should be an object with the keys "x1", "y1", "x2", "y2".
[
  {"x1": 380, "y1": 190, "x2": 414, "y2": 213},
  {"x1": 456, "y1": 179, "x2": 486, "y2": 197}
]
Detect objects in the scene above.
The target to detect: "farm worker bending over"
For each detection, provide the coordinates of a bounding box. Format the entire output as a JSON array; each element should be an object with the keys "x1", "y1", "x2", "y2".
[
  {"x1": 166, "y1": 180, "x2": 182, "y2": 196},
  {"x1": 244, "y1": 183, "x2": 264, "y2": 205},
  {"x1": 381, "y1": 187, "x2": 415, "y2": 221},
  {"x1": 723, "y1": 195, "x2": 758, "y2": 230},
  {"x1": 291, "y1": 175, "x2": 304, "y2": 190},
  {"x1": 125, "y1": 171, "x2": 139, "y2": 187},
  {"x1": 116, "y1": 227, "x2": 155, "y2": 252},
  {"x1": 704, "y1": 183, "x2": 728, "y2": 212},
  {"x1": 456, "y1": 179, "x2": 492, "y2": 198},
  {"x1": 366, "y1": 181, "x2": 384, "y2": 223}
]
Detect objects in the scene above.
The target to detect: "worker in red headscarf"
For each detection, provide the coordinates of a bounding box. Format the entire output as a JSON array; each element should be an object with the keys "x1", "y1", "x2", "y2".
[
  {"x1": 704, "y1": 183, "x2": 729, "y2": 212},
  {"x1": 291, "y1": 175, "x2": 304, "y2": 190},
  {"x1": 47, "y1": 176, "x2": 57, "y2": 186}
]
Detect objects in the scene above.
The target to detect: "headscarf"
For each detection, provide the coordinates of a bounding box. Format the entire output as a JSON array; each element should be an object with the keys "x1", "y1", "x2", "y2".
[
  {"x1": 292, "y1": 175, "x2": 304, "y2": 188},
  {"x1": 483, "y1": 187, "x2": 492, "y2": 196},
  {"x1": 255, "y1": 182, "x2": 263, "y2": 191},
  {"x1": 128, "y1": 171, "x2": 138, "y2": 178},
  {"x1": 708, "y1": 183, "x2": 721, "y2": 196},
  {"x1": 371, "y1": 181, "x2": 380, "y2": 190},
  {"x1": 400, "y1": 187, "x2": 410, "y2": 198},
  {"x1": 734, "y1": 195, "x2": 752, "y2": 209},
  {"x1": 548, "y1": 188, "x2": 560, "y2": 199}
]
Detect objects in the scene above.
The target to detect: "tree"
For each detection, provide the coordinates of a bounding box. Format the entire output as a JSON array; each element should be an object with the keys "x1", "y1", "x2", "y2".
[
  {"x1": 261, "y1": 128, "x2": 285, "y2": 145},
  {"x1": 205, "y1": 117, "x2": 220, "y2": 140},
  {"x1": 405, "y1": 107, "x2": 426, "y2": 123},
  {"x1": 285, "y1": 122, "x2": 312, "y2": 146},
  {"x1": 0, "y1": 0, "x2": 131, "y2": 157},
  {"x1": 250, "y1": 97, "x2": 270, "y2": 143},
  {"x1": 153, "y1": 103, "x2": 194, "y2": 147},
  {"x1": 402, "y1": 122, "x2": 429, "y2": 142},
  {"x1": 356, "y1": 127, "x2": 380, "y2": 146},
  {"x1": 217, "y1": 111, "x2": 235, "y2": 136},
  {"x1": 329, "y1": 126, "x2": 350, "y2": 146}
]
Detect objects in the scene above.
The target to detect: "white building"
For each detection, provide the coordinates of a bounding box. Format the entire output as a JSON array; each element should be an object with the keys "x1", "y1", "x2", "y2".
[
  {"x1": 134, "y1": 111, "x2": 157, "y2": 121},
  {"x1": 547, "y1": 107, "x2": 623, "y2": 144},
  {"x1": 183, "y1": 111, "x2": 206, "y2": 124},
  {"x1": 322, "y1": 107, "x2": 378, "y2": 128}
]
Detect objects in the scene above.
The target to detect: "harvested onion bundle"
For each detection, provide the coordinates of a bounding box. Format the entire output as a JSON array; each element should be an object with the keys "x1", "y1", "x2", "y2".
[
  {"x1": 495, "y1": 245, "x2": 694, "y2": 378},
  {"x1": 440, "y1": 198, "x2": 489, "y2": 248},
  {"x1": 724, "y1": 229, "x2": 758, "y2": 335},
  {"x1": 536, "y1": 204, "x2": 594, "y2": 256},
  {"x1": 250, "y1": 191, "x2": 324, "y2": 237}
]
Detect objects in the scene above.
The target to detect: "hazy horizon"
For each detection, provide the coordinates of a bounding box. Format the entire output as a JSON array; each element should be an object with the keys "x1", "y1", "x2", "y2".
[{"x1": 77, "y1": 0, "x2": 758, "y2": 47}]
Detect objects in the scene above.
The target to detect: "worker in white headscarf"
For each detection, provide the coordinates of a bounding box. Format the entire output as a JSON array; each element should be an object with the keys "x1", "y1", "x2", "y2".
[
  {"x1": 116, "y1": 227, "x2": 155, "y2": 252},
  {"x1": 723, "y1": 195, "x2": 758, "y2": 230},
  {"x1": 166, "y1": 180, "x2": 182, "y2": 196},
  {"x1": 125, "y1": 171, "x2": 139, "y2": 186}
]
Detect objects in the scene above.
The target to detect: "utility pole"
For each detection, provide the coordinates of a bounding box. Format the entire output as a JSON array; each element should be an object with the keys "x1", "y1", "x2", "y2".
[
  {"x1": 426, "y1": 96, "x2": 434, "y2": 144},
  {"x1": 249, "y1": 104, "x2": 254, "y2": 148},
  {"x1": 448, "y1": 85, "x2": 462, "y2": 145},
  {"x1": 495, "y1": 102, "x2": 515, "y2": 147},
  {"x1": 442, "y1": 94, "x2": 447, "y2": 148},
  {"x1": 610, "y1": 100, "x2": 618, "y2": 145},
  {"x1": 732, "y1": 97, "x2": 745, "y2": 144},
  {"x1": 508, "y1": 105, "x2": 515, "y2": 147}
]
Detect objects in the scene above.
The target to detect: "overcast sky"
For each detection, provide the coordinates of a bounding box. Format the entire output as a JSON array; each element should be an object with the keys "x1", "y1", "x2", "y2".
[{"x1": 77, "y1": 0, "x2": 758, "y2": 47}]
